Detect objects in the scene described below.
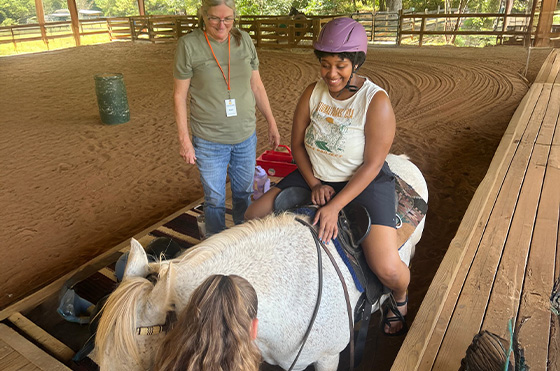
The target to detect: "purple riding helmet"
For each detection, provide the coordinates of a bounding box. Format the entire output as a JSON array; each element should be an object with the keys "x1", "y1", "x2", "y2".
[{"x1": 313, "y1": 18, "x2": 368, "y2": 54}]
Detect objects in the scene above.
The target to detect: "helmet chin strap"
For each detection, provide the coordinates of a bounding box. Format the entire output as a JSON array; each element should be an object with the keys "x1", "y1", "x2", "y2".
[{"x1": 335, "y1": 54, "x2": 360, "y2": 98}]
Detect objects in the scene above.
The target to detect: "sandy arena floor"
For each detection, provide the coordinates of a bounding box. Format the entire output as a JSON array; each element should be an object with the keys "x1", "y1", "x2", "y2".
[{"x1": 0, "y1": 41, "x2": 552, "y2": 367}]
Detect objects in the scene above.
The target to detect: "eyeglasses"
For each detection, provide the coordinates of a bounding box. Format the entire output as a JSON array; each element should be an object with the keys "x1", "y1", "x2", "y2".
[{"x1": 207, "y1": 16, "x2": 235, "y2": 25}]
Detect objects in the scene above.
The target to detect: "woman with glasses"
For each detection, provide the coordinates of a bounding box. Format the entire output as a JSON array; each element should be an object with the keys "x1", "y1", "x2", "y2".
[{"x1": 174, "y1": 0, "x2": 280, "y2": 236}]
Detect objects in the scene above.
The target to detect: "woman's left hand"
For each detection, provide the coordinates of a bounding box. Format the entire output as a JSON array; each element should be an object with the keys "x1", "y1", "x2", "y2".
[
  {"x1": 313, "y1": 203, "x2": 341, "y2": 243},
  {"x1": 268, "y1": 125, "x2": 280, "y2": 150}
]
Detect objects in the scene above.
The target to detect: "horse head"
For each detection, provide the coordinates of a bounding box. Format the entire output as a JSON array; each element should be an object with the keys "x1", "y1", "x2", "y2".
[{"x1": 94, "y1": 238, "x2": 176, "y2": 371}]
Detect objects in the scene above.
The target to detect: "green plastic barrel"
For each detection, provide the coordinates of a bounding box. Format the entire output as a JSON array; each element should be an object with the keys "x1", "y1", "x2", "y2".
[{"x1": 94, "y1": 73, "x2": 130, "y2": 125}]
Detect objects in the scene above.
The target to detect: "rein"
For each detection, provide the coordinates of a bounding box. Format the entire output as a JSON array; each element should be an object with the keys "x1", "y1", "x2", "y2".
[{"x1": 293, "y1": 218, "x2": 355, "y2": 371}]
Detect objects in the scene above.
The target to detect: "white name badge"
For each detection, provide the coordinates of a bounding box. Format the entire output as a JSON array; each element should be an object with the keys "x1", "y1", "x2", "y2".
[{"x1": 225, "y1": 99, "x2": 237, "y2": 117}]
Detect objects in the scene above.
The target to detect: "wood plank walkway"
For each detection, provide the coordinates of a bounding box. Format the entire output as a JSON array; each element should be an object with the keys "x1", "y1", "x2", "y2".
[
  {"x1": 0, "y1": 323, "x2": 70, "y2": 370},
  {"x1": 393, "y1": 48, "x2": 560, "y2": 370}
]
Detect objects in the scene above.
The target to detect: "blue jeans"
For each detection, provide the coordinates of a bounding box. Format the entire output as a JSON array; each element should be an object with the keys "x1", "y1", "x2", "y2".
[{"x1": 193, "y1": 132, "x2": 257, "y2": 235}]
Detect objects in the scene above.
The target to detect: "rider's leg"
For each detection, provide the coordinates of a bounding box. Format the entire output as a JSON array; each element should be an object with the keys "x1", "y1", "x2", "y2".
[
  {"x1": 361, "y1": 224, "x2": 409, "y2": 334},
  {"x1": 244, "y1": 187, "x2": 281, "y2": 220},
  {"x1": 246, "y1": 169, "x2": 312, "y2": 220}
]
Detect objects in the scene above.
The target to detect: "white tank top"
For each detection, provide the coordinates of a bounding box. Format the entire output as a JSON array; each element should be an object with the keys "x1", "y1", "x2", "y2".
[{"x1": 305, "y1": 77, "x2": 387, "y2": 182}]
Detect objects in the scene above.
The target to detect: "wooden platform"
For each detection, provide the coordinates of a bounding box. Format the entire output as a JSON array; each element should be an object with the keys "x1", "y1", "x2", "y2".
[
  {"x1": 393, "y1": 49, "x2": 560, "y2": 370},
  {"x1": 0, "y1": 323, "x2": 70, "y2": 370}
]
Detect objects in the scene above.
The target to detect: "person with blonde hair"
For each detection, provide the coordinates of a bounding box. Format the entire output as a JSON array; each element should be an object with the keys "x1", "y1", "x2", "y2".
[
  {"x1": 154, "y1": 274, "x2": 260, "y2": 371},
  {"x1": 174, "y1": 0, "x2": 280, "y2": 237}
]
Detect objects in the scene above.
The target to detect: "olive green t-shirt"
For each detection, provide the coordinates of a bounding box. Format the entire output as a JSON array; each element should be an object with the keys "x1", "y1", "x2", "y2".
[{"x1": 174, "y1": 29, "x2": 259, "y2": 144}]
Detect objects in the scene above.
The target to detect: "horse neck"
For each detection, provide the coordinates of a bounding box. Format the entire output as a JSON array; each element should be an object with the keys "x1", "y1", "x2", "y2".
[{"x1": 168, "y1": 214, "x2": 299, "y2": 299}]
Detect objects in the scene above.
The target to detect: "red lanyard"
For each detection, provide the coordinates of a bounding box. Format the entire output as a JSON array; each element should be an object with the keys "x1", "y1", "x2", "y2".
[{"x1": 204, "y1": 31, "x2": 231, "y2": 92}]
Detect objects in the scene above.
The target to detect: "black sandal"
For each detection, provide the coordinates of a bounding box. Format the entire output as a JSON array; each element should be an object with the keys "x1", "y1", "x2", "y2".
[{"x1": 382, "y1": 294, "x2": 408, "y2": 336}]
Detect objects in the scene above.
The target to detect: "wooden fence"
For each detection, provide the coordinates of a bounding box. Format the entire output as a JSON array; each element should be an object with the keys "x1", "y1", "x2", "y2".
[
  {"x1": 0, "y1": 19, "x2": 114, "y2": 51},
  {"x1": 1, "y1": 11, "x2": 559, "y2": 51},
  {"x1": 398, "y1": 11, "x2": 536, "y2": 46}
]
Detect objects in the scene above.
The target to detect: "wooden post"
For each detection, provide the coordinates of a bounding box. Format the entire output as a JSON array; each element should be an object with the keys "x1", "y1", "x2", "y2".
[
  {"x1": 11, "y1": 28, "x2": 18, "y2": 52},
  {"x1": 535, "y1": 0, "x2": 555, "y2": 46},
  {"x1": 34, "y1": 0, "x2": 49, "y2": 49},
  {"x1": 525, "y1": 0, "x2": 539, "y2": 46},
  {"x1": 148, "y1": 17, "x2": 154, "y2": 43},
  {"x1": 370, "y1": 11, "x2": 374, "y2": 41},
  {"x1": 312, "y1": 18, "x2": 320, "y2": 42},
  {"x1": 255, "y1": 20, "x2": 261, "y2": 48},
  {"x1": 137, "y1": 0, "x2": 146, "y2": 16},
  {"x1": 288, "y1": 20, "x2": 295, "y2": 47},
  {"x1": 397, "y1": 8, "x2": 403, "y2": 45},
  {"x1": 66, "y1": 0, "x2": 81, "y2": 46},
  {"x1": 130, "y1": 17, "x2": 136, "y2": 41},
  {"x1": 419, "y1": 16, "x2": 426, "y2": 46},
  {"x1": 106, "y1": 19, "x2": 113, "y2": 41}
]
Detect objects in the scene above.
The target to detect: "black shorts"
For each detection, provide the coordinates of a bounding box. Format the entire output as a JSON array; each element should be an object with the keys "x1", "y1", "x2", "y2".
[{"x1": 276, "y1": 162, "x2": 396, "y2": 228}]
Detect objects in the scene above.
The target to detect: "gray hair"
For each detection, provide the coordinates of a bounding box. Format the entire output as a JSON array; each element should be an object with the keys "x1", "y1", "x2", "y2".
[{"x1": 197, "y1": 0, "x2": 241, "y2": 45}]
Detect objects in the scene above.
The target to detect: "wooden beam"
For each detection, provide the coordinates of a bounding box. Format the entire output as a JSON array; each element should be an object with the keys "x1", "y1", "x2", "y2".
[
  {"x1": 7, "y1": 313, "x2": 74, "y2": 363},
  {"x1": 137, "y1": 0, "x2": 146, "y2": 16},
  {"x1": 0, "y1": 324, "x2": 70, "y2": 370},
  {"x1": 66, "y1": 0, "x2": 80, "y2": 46},
  {"x1": 432, "y1": 83, "x2": 552, "y2": 370},
  {"x1": 516, "y1": 137, "x2": 559, "y2": 370},
  {"x1": 535, "y1": 0, "x2": 557, "y2": 46},
  {"x1": 392, "y1": 82, "x2": 545, "y2": 370},
  {"x1": 33, "y1": 0, "x2": 48, "y2": 48}
]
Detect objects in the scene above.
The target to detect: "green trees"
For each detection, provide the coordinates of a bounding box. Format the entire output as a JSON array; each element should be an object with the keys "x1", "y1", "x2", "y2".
[
  {"x1": 0, "y1": 0, "x2": 529, "y2": 26},
  {"x1": 0, "y1": 0, "x2": 36, "y2": 24}
]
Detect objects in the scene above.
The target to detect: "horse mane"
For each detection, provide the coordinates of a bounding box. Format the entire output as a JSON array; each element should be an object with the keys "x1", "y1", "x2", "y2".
[
  {"x1": 95, "y1": 268, "x2": 172, "y2": 370},
  {"x1": 175, "y1": 213, "x2": 299, "y2": 267}
]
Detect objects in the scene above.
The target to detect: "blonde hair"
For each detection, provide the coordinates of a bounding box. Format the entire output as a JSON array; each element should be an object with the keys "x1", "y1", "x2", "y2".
[
  {"x1": 154, "y1": 274, "x2": 260, "y2": 371},
  {"x1": 197, "y1": 0, "x2": 242, "y2": 45}
]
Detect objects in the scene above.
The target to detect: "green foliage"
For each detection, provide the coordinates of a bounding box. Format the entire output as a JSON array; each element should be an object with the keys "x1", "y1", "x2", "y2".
[
  {"x1": 0, "y1": 0, "x2": 534, "y2": 25},
  {"x1": 0, "y1": 0, "x2": 36, "y2": 24}
]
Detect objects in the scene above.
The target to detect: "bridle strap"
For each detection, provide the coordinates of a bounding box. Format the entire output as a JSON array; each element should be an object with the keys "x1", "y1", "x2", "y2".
[
  {"x1": 293, "y1": 218, "x2": 355, "y2": 371},
  {"x1": 288, "y1": 218, "x2": 324, "y2": 371},
  {"x1": 136, "y1": 310, "x2": 176, "y2": 336}
]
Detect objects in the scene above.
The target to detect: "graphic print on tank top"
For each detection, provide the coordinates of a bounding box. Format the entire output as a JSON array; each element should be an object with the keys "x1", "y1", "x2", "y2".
[{"x1": 305, "y1": 102, "x2": 355, "y2": 157}]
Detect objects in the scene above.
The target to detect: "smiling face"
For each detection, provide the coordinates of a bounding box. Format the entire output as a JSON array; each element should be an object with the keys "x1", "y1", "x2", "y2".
[
  {"x1": 203, "y1": 4, "x2": 234, "y2": 42},
  {"x1": 319, "y1": 54, "x2": 356, "y2": 97}
]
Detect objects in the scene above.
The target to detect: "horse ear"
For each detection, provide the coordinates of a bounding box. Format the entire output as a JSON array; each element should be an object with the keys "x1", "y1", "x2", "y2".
[
  {"x1": 149, "y1": 263, "x2": 176, "y2": 309},
  {"x1": 124, "y1": 238, "x2": 150, "y2": 279}
]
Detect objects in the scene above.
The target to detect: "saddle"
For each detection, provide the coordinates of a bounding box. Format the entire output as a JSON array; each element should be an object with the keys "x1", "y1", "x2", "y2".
[
  {"x1": 274, "y1": 187, "x2": 387, "y2": 303},
  {"x1": 274, "y1": 187, "x2": 387, "y2": 366}
]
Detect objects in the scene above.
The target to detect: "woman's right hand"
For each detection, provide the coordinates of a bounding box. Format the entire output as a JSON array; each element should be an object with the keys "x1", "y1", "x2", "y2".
[
  {"x1": 180, "y1": 140, "x2": 196, "y2": 165},
  {"x1": 310, "y1": 184, "x2": 335, "y2": 206}
]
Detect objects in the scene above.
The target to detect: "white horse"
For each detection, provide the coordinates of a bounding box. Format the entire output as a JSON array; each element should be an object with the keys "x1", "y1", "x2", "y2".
[{"x1": 94, "y1": 154, "x2": 428, "y2": 371}]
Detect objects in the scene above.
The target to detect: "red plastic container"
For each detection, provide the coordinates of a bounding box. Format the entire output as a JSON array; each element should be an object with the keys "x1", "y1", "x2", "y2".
[{"x1": 256, "y1": 144, "x2": 297, "y2": 177}]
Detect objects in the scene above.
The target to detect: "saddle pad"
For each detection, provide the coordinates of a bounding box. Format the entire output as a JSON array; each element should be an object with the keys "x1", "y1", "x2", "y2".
[{"x1": 395, "y1": 175, "x2": 428, "y2": 250}]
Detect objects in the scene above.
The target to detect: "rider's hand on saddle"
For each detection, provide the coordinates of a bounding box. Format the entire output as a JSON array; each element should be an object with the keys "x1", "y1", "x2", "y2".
[
  {"x1": 310, "y1": 184, "x2": 335, "y2": 206},
  {"x1": 313, "y1": 203, "x2": 340, "y2": 243}
]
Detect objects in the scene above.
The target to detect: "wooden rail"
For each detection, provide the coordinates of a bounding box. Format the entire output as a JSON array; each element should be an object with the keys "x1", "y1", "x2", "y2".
[
  {"x1": 397, "y1": 11, "x2": 535, "y2": 46},
  {"x1": 393, "y1": 48, "x2": 560, "y2": 370},
  {"x1": 0, "y1": 18, "x2": 125, "y2": 51},
  {"x1": 2, "y1": 11, "x2": 559, "y2": 52}
]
